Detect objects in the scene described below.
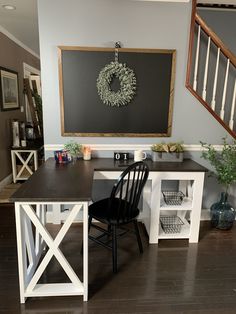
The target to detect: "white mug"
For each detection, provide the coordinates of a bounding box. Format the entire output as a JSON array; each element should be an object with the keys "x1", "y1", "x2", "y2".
[{"x1": 134, "y1": 150, "x2": 147, "y2": 162}]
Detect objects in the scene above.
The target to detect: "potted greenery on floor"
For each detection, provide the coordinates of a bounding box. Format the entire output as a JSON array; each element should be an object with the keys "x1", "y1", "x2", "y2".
[
  {"x1": 151, "y1": 142, "x2": 184, "y2": 162},
  {"x1": 201, "y1": 138, "x2": 236, "y2": 230}
]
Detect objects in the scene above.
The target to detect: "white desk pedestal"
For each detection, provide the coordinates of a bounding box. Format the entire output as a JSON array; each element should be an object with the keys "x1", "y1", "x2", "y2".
[
  {"x1": 93, "y1": 170, "x2": 205, "y2": 244},
  {"x1": 15, "y1": 201, "x2": 88, "y2": 303},
  {"x1": 143, "y1": 171, "x2": 205, "y2": 243}
]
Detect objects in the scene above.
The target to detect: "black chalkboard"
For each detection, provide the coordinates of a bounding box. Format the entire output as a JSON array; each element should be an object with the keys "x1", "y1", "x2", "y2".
[{"x1": 58, "y1": 47, "x2": 176, "y2": 137}]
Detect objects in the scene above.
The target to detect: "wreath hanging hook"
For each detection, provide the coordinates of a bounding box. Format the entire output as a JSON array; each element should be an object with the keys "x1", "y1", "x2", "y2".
[
  {"x1": 115, "y1": 41, "x2": 121, "y2": 62},
  {"x1": 96, "y1": 42, "x2": 137, "y2": 107}
]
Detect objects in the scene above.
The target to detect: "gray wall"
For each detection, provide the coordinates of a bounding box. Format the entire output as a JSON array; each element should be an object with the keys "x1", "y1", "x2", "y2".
[
  {"x1": 37, "y1": 0, "x2": 235, "y2": 209},
  {"x1": 0, "y1": 32, "x2": 40, "y2": 181},
  {"x1": 38, "y1": 0, "x2": 230, "y2": 145}
]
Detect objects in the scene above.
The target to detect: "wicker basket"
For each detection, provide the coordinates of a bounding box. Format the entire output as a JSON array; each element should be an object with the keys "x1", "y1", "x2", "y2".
[
  {"x1": 160, "y1": 216, "x2": 184, "y2": 233},
  {"x1": 162, "y1": 191, "x2": 185, "y2": 206}
]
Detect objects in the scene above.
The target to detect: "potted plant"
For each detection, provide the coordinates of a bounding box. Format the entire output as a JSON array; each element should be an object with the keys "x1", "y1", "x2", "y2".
[
  {"x1": 64, "y1": 141, "x2": 82, "y2": 162},
  {"x1": 201, "y1": 138, "x2": 236, "y2": 230},
  {"x1": 151, "y1": 142, "x2": 184, "y2": 162}
]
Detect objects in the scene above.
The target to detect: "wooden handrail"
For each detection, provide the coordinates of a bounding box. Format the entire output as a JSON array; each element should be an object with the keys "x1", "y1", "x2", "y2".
[
  {"x1": 195, "y1": 13, "x2": 236, "y2": 67},
  {"x1": 186, "y1": 1, "x2": 236, "y2": 140},
  {"x1": 185, "y1": 0, "x2": 197, "y2": 87}
]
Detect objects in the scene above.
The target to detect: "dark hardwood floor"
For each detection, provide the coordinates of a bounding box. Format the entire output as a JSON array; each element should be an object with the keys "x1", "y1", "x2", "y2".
[{"x1": 1, "y1": 203, "x2": 236, "y2": 314}]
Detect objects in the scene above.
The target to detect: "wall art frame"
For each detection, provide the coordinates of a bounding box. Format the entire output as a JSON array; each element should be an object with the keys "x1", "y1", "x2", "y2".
[
  {"x1": 58, "y1": 46, "x2": 176, "y2": 137},
  {"x1": 0, "y1": 67, "x2": 20, "y2": 111}
]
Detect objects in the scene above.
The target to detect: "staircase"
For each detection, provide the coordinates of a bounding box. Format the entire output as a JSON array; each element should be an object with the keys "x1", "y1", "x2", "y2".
[{"x1": 186, "y1": 0, "x2": 236, "y2": 139}]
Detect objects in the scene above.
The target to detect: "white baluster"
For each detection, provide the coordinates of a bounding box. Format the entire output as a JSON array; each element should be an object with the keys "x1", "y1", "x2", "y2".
[
  {"x1": 193, "y1": 25, "x2": 201, "y2": 91},
  {"x1": 202, "y1": 36, "x2": 211, "y2": 101},
  {"x1": 220, "y1": 59, "x2": 230, "y2": 120},
  {"x1": 229, "y1": 79, "x2": 236, "y2": 130},
  {"x1": 211, "y1": 47, "x2": 220, "y2": 111}
]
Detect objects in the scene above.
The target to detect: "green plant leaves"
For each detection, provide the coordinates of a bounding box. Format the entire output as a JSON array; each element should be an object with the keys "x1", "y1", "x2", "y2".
[
  {"x1": 200, "y1": 138, "x2": 236, "y2": 191},
  {"x1": 64, "y1": 141, "x2": 82, "y2": 157}
]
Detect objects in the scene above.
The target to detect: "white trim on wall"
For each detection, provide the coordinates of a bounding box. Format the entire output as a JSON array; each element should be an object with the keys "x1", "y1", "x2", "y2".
[
  {"x1": 46, "y1": 209, "x2": 211, "y2": 223},
  {"x1": 133, "y1": 0, "x2": 190, "y2": 2},
  {"x1": 23, "y1": 63, "x2": 41, "y2": 121},
  {"x1": 0, "y1": 25, "x2": 40, "y2": 59},
  {"x1": 44, "y1": 143, "x2": 223, "y2": 152},
  {"x1": 23, "y1": 63, "x2": 41, "y2": 76}
]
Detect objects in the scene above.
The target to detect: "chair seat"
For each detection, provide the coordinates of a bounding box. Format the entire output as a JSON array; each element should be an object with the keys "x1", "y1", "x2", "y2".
[
  {"x1": 89, "y1": 198, "x2": 140, "y2": 225},
  {"x1": 87, "y1": 161, "x2": 149, "y2": 273}
]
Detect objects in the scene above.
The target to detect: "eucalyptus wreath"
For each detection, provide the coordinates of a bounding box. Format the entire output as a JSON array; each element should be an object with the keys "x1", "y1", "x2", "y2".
[{"x1": 96, "y1": 61, "x2": 136, "y2": 107}]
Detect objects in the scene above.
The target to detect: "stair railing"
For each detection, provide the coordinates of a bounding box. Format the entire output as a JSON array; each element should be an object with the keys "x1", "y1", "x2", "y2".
[{"x1": 186, "y1": 0, "x2": 236, "y2": 139}]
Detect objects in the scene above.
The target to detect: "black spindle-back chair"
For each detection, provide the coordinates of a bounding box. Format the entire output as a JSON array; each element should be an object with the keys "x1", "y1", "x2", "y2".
[{"x1": 88, "y1": 161, "x2": 149, "y2": 273}]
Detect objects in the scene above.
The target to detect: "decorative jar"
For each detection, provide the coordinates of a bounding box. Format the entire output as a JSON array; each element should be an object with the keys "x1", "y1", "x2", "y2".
[{"x1": 210, "y1": 192, "x2": 235, "y2": 230}]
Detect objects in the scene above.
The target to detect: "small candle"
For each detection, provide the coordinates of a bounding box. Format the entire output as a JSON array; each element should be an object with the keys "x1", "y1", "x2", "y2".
[{"x1": 83, "y1": 146, "x2": 91, "y2": 160}]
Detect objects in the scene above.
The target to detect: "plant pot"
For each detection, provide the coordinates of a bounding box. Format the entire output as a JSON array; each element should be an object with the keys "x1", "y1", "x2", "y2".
[
  {"x1": 70, "y1": 155, "x2": 78, "y2": 163},
  {"x1": 151, "y1": 151, "x2": 183, "y2": 162},
  {"x1": 210, "y1": 192, "x2": 235, "y2": 230}
]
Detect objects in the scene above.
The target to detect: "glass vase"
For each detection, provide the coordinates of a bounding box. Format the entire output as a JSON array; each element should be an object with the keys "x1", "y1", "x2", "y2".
[{"x1": 210, "y1": 192, "x2": 235, "y2": 230}]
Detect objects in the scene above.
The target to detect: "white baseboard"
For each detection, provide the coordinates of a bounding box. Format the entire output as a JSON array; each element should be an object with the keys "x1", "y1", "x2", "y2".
[
  {"x1": 46, "y1": 210, "x2": 83, "y2": 224},
  {"x1": 0, "y1": 174, "x2": 13, "y2": 192},
  {"x1": 46, "y1": 208, "x2": 211, "y2": 224}
]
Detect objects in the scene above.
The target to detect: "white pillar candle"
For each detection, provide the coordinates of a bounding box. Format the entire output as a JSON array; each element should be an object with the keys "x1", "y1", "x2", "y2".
[{"x1": 83, "y1": 147, "x2": 91, "y2": 160}]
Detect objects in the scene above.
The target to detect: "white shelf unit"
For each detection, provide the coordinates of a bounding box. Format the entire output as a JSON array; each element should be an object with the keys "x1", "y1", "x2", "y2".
[
  {"x1": 159, "y1": 195, "x2": 192, "y2": 239},
  {"x1": 143, "y1": 171, "x2": 205, "y2": 244}
]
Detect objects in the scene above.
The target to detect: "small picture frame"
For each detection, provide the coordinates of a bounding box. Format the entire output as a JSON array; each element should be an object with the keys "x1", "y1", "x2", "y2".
[{"x1": 0, "y1": 67, "x2": 20, "y2": 111}]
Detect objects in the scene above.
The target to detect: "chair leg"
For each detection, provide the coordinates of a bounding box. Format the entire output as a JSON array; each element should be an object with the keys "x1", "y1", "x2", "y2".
[
  {"x1": 88, "y1": 215, "x2": 92, "y2": 233},
  {"x1": 107, "y1": 224, "x2": 111, "y2": 239},
  {"x1": 112, "y1": 225, "x2": 118, "y2": 273},
  {"x1": 133, "y1": 220, "x2": 143, "y2": 253}
]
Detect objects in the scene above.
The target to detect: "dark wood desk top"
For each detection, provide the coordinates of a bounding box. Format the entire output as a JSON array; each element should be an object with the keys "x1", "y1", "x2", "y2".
[
  {"x1": 11, "y1": 158, "x2": 208, "y2": 202},
  {"x1": 89, "y1": 158, "x2": 208, "y2": 172}
]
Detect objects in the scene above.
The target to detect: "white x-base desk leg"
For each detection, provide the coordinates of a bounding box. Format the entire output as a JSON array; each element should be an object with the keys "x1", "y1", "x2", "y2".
[{"x1": 15, "y1": 202, "x2": 88, "y2": 303}]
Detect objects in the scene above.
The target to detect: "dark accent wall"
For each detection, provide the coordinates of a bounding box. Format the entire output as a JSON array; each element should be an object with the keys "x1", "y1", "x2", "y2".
[
  {"x1": 0, "y1": 32, "x2": 40, "y2": 182},
  {"x1": 60, "y1": 49, "x2": 175, "y2": 136}
]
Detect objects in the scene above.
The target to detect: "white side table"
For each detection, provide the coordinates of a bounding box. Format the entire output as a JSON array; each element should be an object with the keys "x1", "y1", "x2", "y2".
[{"x1": 11, "y1": 146, "x2": 42, "y2": 183}]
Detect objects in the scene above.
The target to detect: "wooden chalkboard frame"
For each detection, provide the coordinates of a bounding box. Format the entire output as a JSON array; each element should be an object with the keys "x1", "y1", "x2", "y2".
[{"x1": 58, "y1": 46, "x2": 176, "y2": 137}]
